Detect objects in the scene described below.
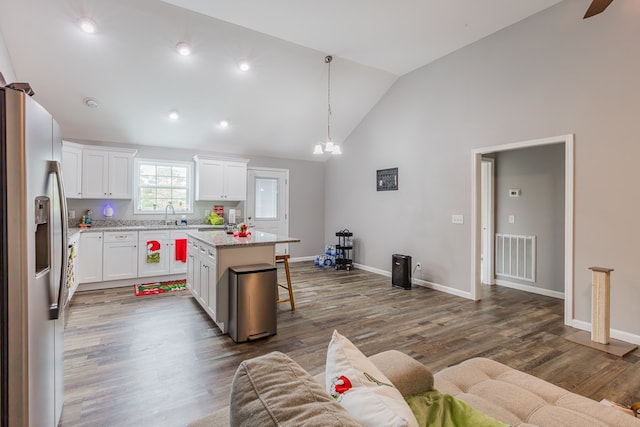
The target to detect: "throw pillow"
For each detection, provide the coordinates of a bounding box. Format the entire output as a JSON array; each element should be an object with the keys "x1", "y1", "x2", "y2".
[
  {"x1": 325, "y1": 330, "x2": 419, "y2": 427},
  {"x1": 230, "y1": 351, "x2": 361, "y2": 426}
]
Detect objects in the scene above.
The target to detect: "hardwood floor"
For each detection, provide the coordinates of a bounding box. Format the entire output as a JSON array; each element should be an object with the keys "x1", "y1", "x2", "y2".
[{"x1": 61, "y1": 262, "x2": 640, "y2": 426}]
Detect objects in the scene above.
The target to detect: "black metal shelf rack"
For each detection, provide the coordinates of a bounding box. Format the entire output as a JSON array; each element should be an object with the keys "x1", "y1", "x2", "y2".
[{"x1": 335, "y1": 229, "x2": 353, "y2": 271}]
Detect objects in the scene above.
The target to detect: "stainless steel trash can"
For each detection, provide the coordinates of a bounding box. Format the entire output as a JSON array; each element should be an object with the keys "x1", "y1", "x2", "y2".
[
  {"x1": 229, "y1": 264, "x2": 277, "y2": 343},
  {"x1": 392, "y1": 254, "x2": 412, "y2": 289}
]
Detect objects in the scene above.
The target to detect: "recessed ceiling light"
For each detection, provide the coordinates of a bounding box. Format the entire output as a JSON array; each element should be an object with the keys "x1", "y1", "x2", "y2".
[
  {"x1": 238, "y1": 62, "x2": 250, "y2": 72},
  {"x1": 168, "y1": 110, "x2": 179, "y2": 120},
  {"x1": 176, "y1": 42, "x2": 191, "y2": 56},
  {"x1": 83, "y1": 97, "x2": 99, "y2": 108},
  {"x1": 219, "y1": 120, "x2": 229, "y2": 128},
  {"x1": 79, "y1": 17, "x2": 97, "y2": 34}
]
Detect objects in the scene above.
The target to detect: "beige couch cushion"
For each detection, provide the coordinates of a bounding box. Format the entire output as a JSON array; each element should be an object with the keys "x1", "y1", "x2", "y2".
[
  {"x1": 369, "y1": 350, "x2": 434, "y2": 398},
  {"x1": 229, "y1": 351, "x2": 360, "y2": 426},
  {"x1": 434, "y1": 357, "x2": 640, "y2": 427},
  {"x1": 315, "y1": 350, "x2": 435, "y2": 399}
]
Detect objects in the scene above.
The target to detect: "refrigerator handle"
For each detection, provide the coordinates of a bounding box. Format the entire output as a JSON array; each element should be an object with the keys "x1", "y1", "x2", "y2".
[{"x1": 48, "y1": 160, "x2": 68, "y2": 320}]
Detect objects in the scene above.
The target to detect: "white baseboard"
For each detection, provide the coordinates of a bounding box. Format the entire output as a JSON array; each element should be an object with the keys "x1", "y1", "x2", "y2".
[
  {"x1": 354, "y1": 263, "x2": 473, "y2": 300},
  {"x1": 495, "y1": 279, "x2": 564, "y2": 300},
  {"x1": 413, "y1": 278, "x2": 473, "y2": 299},
  {"x1": 354, "y1": 263, "x2": 390, "y2": 277},
  {"x1": 290, "y1": 256, "x2": 316, "y2": 263},
  {"x1": 569, "y1": 319, "x2": 640, "y2": 346}
]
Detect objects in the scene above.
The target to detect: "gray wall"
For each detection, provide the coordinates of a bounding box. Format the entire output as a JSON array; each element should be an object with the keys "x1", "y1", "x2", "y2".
[
  {"x1": 0, "y1": 31, "x2": 15, "y2": 83},
  {"x1": 66, "y1": 140, "x2": 324, "y2": 259},
  {"x1": 325, "y1": 0, "x2": 640, "y2": 337},
  {"x1": 494, "y1": 144, "x2": 565, "y2": 293}
]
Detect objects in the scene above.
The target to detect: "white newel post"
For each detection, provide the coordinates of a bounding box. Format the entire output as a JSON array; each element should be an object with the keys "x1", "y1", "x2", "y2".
[{"x1": 589, "y1": 266, "x2": 613, "y2": 345}]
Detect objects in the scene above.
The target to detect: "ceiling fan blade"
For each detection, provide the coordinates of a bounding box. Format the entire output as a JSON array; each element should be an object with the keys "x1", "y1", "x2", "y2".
[{"x1": 584, "y1": 0, "x2": 615, "y2": 18}]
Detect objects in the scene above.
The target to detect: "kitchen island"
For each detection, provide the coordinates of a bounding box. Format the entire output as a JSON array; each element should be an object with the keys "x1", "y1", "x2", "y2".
[{"x1": 185, "y1": 230, "x2": 300, "y2": 334}]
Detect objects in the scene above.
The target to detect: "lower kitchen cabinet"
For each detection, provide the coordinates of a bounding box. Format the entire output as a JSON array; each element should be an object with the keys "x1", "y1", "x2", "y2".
[
  {"x1": 199, "y1": 258, "x2": 210, "y2": 309},
  {"x1": 78, "y1": 232, "x2": 103, "y2": 283},
  {"x1": 76, "y1": 227, "x2": 193, "y2": 286},
  {"x1": 67, "y1": 232, "x2": 80, "y2": 299},
  {"x1": 103, "y1": 231, "x2": 138, "y2": 281},
  {"x1": 169, "y1": 230, "x2": 188, "y2": 274},
  {"x1": 186, "y1": 239, "x2": 201, "y2": 297},
  {"x1": 200, "y1": 244, "x2": 216, "y2": 313},
  {"x1": 138, "y1": 230, "x2": 171, "y2": 277},
  {"x1": 137, "y1": 230, "x2": 190, "y2": 278},
  {"x1": 186, "y1": 238, "x2": 223, "y2": 330}
]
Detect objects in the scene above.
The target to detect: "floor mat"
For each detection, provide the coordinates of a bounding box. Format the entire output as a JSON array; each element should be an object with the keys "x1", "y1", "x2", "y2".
[{"x1": 134, "y1": 279, "x2": 187, "y2": 296}]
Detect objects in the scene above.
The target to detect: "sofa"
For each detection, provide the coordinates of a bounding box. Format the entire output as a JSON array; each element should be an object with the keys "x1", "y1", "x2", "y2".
[{"x1": 189, "y1": 347, "x2": 640, "y2": 427}]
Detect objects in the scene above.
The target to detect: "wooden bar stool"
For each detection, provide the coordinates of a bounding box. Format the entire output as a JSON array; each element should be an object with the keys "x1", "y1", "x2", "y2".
[{"x1": 276, "y1": 254, "x2": 295, "y2": 310}]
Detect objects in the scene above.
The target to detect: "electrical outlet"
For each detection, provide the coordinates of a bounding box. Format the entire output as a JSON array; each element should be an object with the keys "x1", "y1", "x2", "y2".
[
  {"x1": 68, "y1": 210, "x2": 75, "y2": 219},
  {"x1": 416, "y1": 262, "x2": 422, "y2": 271}
]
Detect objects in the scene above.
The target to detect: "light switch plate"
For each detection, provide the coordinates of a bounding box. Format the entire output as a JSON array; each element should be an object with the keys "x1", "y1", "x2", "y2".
[
  {"x1": 452, "y1": 214, "x2": 464, "y2": 224},
  {"x1": 508, "y1": 215, "x2": 515, "y2": 224}
]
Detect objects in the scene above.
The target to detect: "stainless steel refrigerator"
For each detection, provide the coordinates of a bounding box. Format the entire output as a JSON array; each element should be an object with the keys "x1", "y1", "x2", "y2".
[{"x1": 0, "y1": 86, "x2": 68, "y2": 426}]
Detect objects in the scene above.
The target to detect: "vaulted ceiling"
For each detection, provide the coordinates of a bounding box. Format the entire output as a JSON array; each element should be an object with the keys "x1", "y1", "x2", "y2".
[{"x1": 0, "y1": 0, "x2": 564, "y2": 161}]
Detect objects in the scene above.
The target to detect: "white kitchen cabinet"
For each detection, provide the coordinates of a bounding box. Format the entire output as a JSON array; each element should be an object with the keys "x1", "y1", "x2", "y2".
[
  {"x1": 103, "y1": 231, "x2": 138, "y2": 281},
  {"x1": 82, "y1": 150, "x2": 108, "y2": 199},
  {"x1": 186, "y1": 237, "x2": 228, "y2": 330},
  {"x1": 224, "y1": 162, "x2": 248, "y2": 200},
  {"x1": 78, "y1": 232, "x2": 103, "y2": 283},
  {"x1": 169, "y1": 230, "x2": 188, "y2": 274},
  {"x1": 62, "y1": 141, "x2": 83, "y2": 198},
  {"x1": 82, "y1": 148, "x2": 136, "y2": 199},
  {"x1": 199, "y1": 257, "x2": 211, "y2": 309},
  {"x1": 186, "y1": 239, "x2": 201, "y2": 297},
  {"x1": 76, "y1": 227, "x2": 191, "y2": 288},
  {"x1": 200, "y1": 244, "x2": 216, "y2": 313},
  {"x1": 193, "y1": 155, "x2": 248, "y2": 201},
  {"x1": 138, "y1": 230, "x2": 171, "y2": 277},
  {"x1": 66, "y1": 232, "x2": 80, "y2": 300}
]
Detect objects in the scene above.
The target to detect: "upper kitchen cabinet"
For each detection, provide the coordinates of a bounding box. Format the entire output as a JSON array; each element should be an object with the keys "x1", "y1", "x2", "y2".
[
  {"x1": 82, "y1": 147, "x2": 137, "y2": 199},
  {"x1": 62, "y1": 141, "x2": 83, "y2": 198},
  {"x1": 193, "y1": 155, "x2": 249, "y2": 201}
]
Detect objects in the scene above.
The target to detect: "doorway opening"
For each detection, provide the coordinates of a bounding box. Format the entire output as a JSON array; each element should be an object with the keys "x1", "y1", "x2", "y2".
[{"x1": 471, "y1": 134, "x2": 574, "y2": 326}]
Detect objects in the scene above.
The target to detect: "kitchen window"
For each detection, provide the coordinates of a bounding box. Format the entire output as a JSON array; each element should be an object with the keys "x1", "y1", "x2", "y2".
[{"x1": 134, "y1": 159, "x2": 193, "y2": 214}]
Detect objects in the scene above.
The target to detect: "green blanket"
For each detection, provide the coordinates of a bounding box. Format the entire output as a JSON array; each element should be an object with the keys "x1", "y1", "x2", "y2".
[{"x1": 406, "y1": 390, "x2": 509, "y2": 427}]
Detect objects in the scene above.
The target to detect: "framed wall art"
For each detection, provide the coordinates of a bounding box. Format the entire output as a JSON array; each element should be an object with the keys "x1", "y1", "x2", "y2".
[{"x1": 376, "y1": 167, "x2": 398, "y2": 191}]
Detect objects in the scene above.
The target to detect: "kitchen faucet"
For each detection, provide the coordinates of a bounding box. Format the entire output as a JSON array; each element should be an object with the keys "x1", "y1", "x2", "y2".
[{"x1": 164, "y1": 204, "x2": 176, "y2": 225}]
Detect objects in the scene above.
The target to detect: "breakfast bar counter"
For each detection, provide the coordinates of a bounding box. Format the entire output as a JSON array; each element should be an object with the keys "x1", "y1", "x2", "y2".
[
  {"x1": 185, "y1": 230, "x2": 299, "y2": 334},
  {"x1": 186, "y1": 229, "x2": 300, "y2": 248}
]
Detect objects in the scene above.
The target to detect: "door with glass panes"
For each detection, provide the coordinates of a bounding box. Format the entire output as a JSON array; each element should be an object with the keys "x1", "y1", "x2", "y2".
[{"x1": 246, "y1": 168, "x2": 289, "y2": 255}]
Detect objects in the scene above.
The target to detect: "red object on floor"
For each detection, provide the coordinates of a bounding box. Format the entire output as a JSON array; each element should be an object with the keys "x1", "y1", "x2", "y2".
[
  {"x1": 134, "y1": 279, "x2": 187, "y2": 296},
  {"x1": 175, "y1": 238, "x2": 187, "y2": 262}
]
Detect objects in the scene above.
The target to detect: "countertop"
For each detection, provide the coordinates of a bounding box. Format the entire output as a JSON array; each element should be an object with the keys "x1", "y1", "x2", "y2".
[
  {"x1": 186, "y1": 230, "x2": 300, "y2": 248},
  {"x1": 67, "y1": 224, "x2": 225, "y2": 238}
]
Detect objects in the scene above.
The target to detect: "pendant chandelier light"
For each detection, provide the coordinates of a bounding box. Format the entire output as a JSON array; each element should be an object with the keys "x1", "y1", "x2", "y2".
[{"x1": 314, "y1": 55, "x2": 341, "y2": 155}]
